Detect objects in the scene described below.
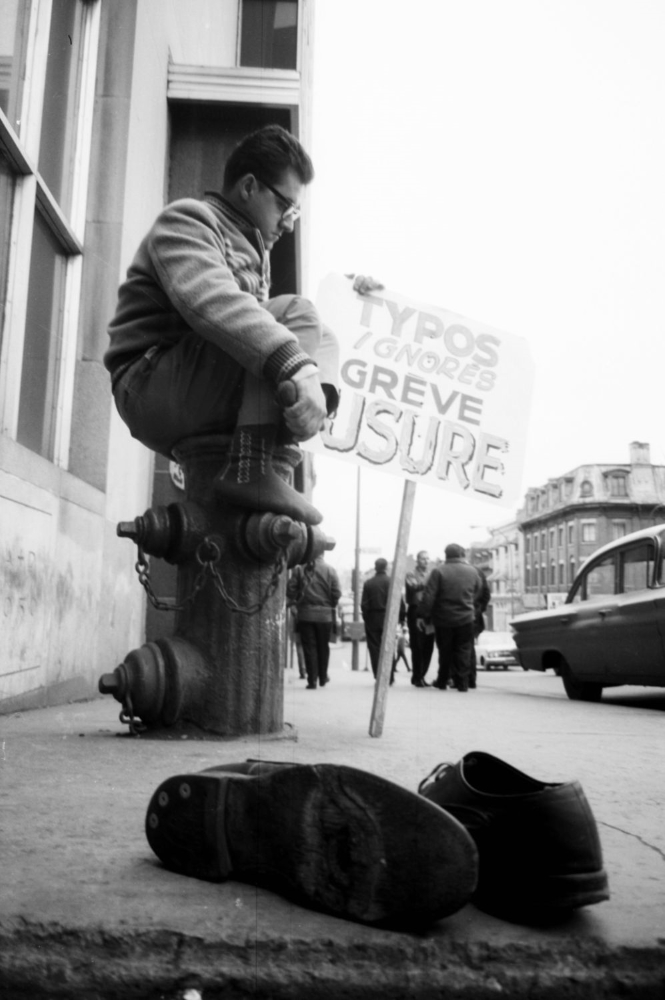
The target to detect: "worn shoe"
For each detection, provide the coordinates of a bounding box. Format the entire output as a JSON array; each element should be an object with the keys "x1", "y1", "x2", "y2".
[
  {"x1": 418, "y1": 751, "x2": 609, "y2": 918},
  {"x1": 146, "y1": 762, "x2": 478, "y2": 927}
]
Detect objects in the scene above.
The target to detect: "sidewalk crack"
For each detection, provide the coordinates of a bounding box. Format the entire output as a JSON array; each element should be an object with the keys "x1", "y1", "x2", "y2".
[{"x1": 599, "y1": 821, "x2": 665, "y2": 863}]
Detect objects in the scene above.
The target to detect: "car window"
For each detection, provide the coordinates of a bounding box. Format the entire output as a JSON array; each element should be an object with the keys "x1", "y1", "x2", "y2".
[
  {"x1": 657, "y1": 531, "x2": 665, "y2": 587},
  {"x1": 579, "y1": 553, "x2": 616, "y2": 602},
  {"x1": 620, "y1": 542, "x2": 654, "y2": 593}
]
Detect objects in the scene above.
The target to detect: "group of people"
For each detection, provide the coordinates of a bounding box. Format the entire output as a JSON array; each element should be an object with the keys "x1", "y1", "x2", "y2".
[
  {"x1": 287, "y1": 544, "x2": 490, "y2": 693},
  {"x1": 361, "y1": 545, "x2": 490, "y2": 692}
]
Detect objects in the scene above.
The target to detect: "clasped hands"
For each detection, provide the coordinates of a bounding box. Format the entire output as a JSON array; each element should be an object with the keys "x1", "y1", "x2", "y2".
[{"x1": 281, "y1": 274, "x2": 384, "y2": 441}]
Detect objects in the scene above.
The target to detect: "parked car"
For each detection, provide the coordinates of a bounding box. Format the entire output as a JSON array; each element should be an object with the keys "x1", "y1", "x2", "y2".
[
  {"x1": 475, "y1": 631, "x2": 521, "y2": 670},
  {"x1": 511, "y1": 524, "x2": 665, "y2": 701}
]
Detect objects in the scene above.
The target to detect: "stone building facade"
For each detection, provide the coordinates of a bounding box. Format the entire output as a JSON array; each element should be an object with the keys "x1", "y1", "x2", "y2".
[
  {"x1": 0, "y1": 0, "x2": 315, "y2": 712},
  {"x1": 518, "y1": 442, "x2": 665, "y2": 610}
]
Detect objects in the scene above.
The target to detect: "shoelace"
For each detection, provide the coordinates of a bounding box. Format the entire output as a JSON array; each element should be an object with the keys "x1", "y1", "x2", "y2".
[{"x1": 417, "y1": 761, "x2": 452, "y2": 795}]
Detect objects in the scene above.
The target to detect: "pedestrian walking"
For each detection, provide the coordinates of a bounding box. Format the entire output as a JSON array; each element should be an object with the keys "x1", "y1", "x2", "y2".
[
  {"x1": 469, "y1": 569, "x2": 491, "y2": 689},
  {"x1": 287, "y1": 554, "x2": 341, "y2": 688},
  {"x1": 404, "y1": 549, "x2": 435, "y2": 687}
]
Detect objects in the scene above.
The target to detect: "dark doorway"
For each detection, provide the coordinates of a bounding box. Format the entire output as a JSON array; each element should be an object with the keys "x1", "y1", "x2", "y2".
[{"x1": 145, "y1": 101, "x2": 301, "y2": 642}]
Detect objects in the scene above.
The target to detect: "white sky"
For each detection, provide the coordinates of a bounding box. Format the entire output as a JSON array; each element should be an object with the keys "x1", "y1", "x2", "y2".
[{"x1": 304, "y1": 0, "x2": 665, "y2": 574}]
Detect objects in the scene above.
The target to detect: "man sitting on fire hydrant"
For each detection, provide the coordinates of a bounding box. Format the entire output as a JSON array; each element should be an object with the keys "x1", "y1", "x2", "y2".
[{"x1": 104, "y1": 123, "x2": 379, "y2": 525}]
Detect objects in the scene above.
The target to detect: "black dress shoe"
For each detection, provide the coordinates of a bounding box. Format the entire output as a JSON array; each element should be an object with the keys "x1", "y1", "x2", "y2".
[
  {"x1": 146, "y1": 763, "x2": 478, "y2": 928},
  {"x1": 418, "y1": 752, "x2": 609, "y2": 919}
]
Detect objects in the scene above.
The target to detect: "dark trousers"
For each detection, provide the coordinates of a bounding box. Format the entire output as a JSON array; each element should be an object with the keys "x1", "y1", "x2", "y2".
[
  {"x1": 113, "y1": 295, "x2": 338, "y2": 457},
  {"x1": 364, "y1": 618, "x2": 396, "y2": 681},
  {"x1": 434, "y1": 623, "x2": 475, "y2": 691},
  {"x1": 407, "y1": 607, "x2": 435, "y2": 684},
  {"x1": 299, "y1": 621, "x2": 332, "y2": 687}
]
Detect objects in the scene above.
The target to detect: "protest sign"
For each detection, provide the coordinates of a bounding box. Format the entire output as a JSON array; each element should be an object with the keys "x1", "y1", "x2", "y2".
[{"x1": 306, "y1": 274, "x2": 534, "y2": 505}]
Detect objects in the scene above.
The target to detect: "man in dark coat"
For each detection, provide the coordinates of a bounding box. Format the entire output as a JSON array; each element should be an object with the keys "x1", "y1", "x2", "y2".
[
  {"x1": 287, "y1": 554, "x2": 341, "y2": 688},
  {"x1": 404, "y1": 549, "x2": 435, "y2": 687},
  {"x1": 361, "y1": 558, "x2": 391, "y2": 679},
  {"x1": 469, "y1": 569, "x2": 491, "y2": 689},
  {"x1": 419, "y1": 544, "x2": 483, "y2": 692}
]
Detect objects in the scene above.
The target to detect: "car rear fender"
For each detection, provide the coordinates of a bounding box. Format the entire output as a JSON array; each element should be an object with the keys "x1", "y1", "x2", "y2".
[{"x1": 543, "y1": 650, "x2": 565, "y2": 675}]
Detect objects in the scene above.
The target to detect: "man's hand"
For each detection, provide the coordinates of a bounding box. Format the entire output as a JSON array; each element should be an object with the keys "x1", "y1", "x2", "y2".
[
  {"x1": 416, "y1": 618, "x2": 427, "y2": 633},
  {"x1": 345, "y1": 273, "x2": 385, "y2": 296},
  {"x1": 280, "y1": 365, "x2": 327, "y2": 441}
]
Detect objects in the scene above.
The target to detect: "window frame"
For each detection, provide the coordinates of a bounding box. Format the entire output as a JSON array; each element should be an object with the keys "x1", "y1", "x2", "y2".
[
  {"x1": 569, "y1": 551, "x2": 617, "y2": 604},
  {"x1": 581, "y1": 519, "x2": 597, "y2": 544},
  {"x1": 0, "y1": 0, "x2": 100, "y2": 467}
]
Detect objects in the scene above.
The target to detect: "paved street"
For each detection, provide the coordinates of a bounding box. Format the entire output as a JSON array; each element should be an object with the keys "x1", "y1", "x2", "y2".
[{"x1": 1, "y1": 639, "x2": 664, "y2": 998}]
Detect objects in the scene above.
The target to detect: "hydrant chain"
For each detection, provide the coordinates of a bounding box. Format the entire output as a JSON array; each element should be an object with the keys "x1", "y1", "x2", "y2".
[
  {"x1": 208, "y1": 551, "x2": 285, "y2": 615},
  {"x1": 134, "y1": 539, "x2": 285, "y2": 616},
  {"x1": 119, "y1": 691, "x2": 146, "y2": 736}
]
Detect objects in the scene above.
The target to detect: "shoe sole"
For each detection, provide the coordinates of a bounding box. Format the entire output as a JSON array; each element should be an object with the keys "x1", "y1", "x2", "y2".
[
  {"x1": 146, "y1": 764, "x2": 478, "y2": 926},
  {"x1": 476, "y1": 867, "x2": 609, "y2": 915}
]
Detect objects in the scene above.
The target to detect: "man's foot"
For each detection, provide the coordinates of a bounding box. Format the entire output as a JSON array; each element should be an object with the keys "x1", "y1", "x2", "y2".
[
  {"x1": 145, "y1": 763, "x2": 478, "y2": 927},
  {"x1": 214, "y1": 425, "x2": 322, "y2": 525}
]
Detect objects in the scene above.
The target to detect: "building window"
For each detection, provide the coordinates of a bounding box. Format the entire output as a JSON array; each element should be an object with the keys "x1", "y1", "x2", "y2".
[
  {"x1": 0, "y1": 0, "x2": 98, "y2": 464},
  {"x1": 550, "y1": 560, "x2": 556, "y2": 586},
  {"x1": 609, "y1": 475, "x2": 628, "y2": 497},
  {"x1": 568, "y1": 522, "x2": 575, "y2": 544},
  {"x1": 541, "y1": 531, "x2": 546, "y2": 551},
  {"x1": 525, "y1": 565, "x2": 530, "y2": 588},
  {"x1": 549, "y1": 528, "x2": 556, "y2": 549},
  {"x1": 581, "y1": 479, "x2": 593, "y2": 497},
  {"x1": 569, "y1": 558, "x2": 576, "y2": 584},
  {"x1": 525, "y1": 535, "x2": 530, "y2": 554},
  {"x1": 558, "y1": 525, "x2": 564, "y2": 548},
  {"x1": 0, "y1": 151, "x2": 15, "y2": 354},
  {"x1": 240, "y1": 0, "x2": 298, "y2": 69},
  {"x1": 581, "y1": 521, "x2": 597, "y2": 543},
  {"x1": 558, "y1": 561, "x2": 565, "y2": 586},
  {"x1": 611, "y1": 520, "x2": 627, "y2": 541}
]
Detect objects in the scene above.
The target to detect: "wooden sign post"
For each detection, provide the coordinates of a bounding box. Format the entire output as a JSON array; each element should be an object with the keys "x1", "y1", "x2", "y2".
[
  {"x1": 369, "y1": 479, "x2": 417, "y2": 737},
  {"x1": 307, "y1": 273, "x2": 534, "y2": 738}
]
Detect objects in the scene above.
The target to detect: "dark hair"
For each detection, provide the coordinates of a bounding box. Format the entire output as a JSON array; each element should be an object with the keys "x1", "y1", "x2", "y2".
[
  {"x1": 445, "y1": 544, "x2": 466, "y2": 560},
  {"x1": 223, "y1": 125, "x2": 314, "y2": 190},
  {"x1": 375, "y1": 558, "x2": 388, "y2": 572}
]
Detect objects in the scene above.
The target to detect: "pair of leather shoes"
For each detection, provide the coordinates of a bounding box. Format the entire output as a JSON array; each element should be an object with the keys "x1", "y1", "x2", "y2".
[
  {"x1": 146, "y1": 761, "x2": 478, "y2": 928},
  {"x1": 418, "y1": 751, "x2": 609, "y2": 919},
  {"x1": 145, "y1": 752, "x2": 609, "y2": 927}
]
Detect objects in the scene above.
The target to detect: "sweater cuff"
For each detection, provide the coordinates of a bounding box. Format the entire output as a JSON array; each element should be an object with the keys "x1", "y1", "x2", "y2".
[{"x1": 264, "y1": 342, "x2": 316, "y2": 386}]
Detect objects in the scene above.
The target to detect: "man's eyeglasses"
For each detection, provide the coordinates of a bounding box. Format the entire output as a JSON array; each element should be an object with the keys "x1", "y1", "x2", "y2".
[{"x1": 258, "y1": 177, "x2": 301, "y2": 223}]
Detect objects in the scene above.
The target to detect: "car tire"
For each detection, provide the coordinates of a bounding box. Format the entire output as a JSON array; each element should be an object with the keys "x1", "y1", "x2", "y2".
[{"x1": 560, "y1": 660, "x2": 603, "y2": 702}]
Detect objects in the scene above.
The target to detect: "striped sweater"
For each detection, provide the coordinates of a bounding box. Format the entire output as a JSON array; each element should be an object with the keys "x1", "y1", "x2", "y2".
[{"x1": 104, "y1": 193, "x2": 312, "y2": 388}]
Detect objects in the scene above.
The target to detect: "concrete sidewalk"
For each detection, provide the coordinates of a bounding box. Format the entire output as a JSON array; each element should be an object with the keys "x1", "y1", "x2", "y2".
[{"x1": 1, "y1": 642, "x2": 664, "y2": 998}]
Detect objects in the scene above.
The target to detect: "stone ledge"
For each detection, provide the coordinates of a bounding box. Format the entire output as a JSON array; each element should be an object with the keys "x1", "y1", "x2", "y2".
[{"x1": 1, "y1": 925, "x2": 664, "y2": 1000}]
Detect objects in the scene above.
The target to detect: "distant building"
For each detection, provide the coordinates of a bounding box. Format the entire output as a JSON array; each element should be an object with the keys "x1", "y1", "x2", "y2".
[
  {"x1": 470, "y1": 523, "x2": 523, "y2": 631},
  {"x1": 518, "y1": 442, "x2": 665, "y2": 610}
]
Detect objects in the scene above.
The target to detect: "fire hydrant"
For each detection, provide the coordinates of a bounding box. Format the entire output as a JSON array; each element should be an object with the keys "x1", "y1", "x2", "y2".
[{"x1": 99, "y1": 434, "x2": 334, "y2": 737}]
